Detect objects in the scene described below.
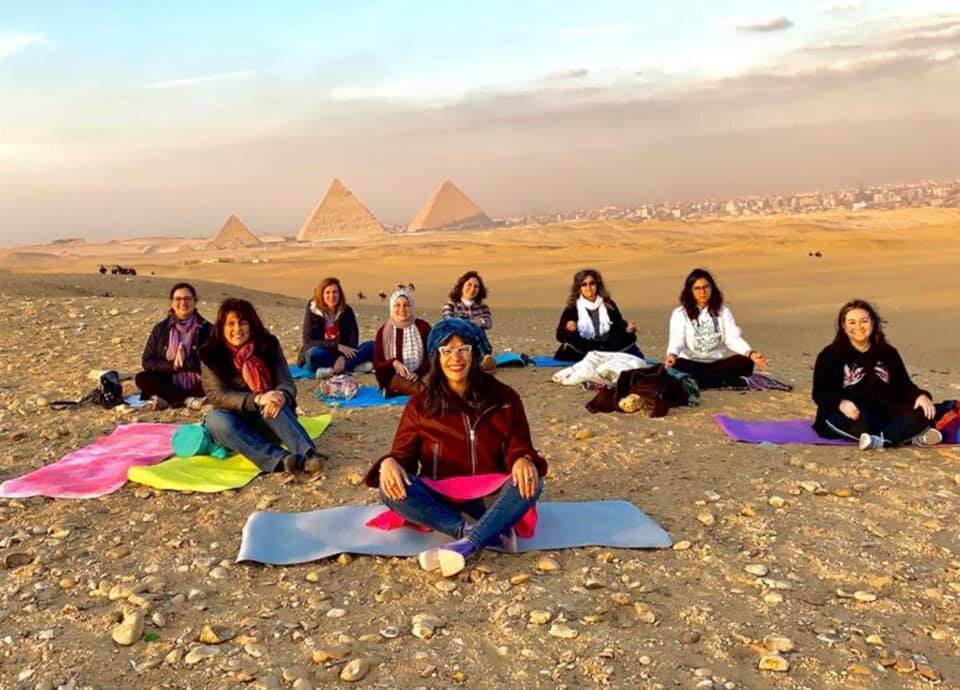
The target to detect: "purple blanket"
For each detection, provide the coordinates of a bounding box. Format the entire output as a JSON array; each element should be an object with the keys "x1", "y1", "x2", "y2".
[
  {"x1": 714, "y1": 415, "x2": 851, "y2": 445},
  {"x1": 0, "y1": 423, "x2": 177, "y2": 499}
]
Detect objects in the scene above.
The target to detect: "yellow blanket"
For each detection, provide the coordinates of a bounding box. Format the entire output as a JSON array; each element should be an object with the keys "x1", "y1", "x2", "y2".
[{"x1": 127, "y1": 415, "x2": 331, "y2": 492}]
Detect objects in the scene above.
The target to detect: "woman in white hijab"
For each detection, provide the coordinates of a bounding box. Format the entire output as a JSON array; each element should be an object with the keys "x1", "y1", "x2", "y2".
[
  {"x1": 373, "y1": 289, "x2": 433, "y2": 397},
  {"x1": 553, "y1": 269, "x2": 642, "y2": 362}
]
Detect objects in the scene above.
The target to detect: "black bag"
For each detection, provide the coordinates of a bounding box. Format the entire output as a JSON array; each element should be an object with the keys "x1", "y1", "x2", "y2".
[
  {"x1": 585, "y1": 365, "x2": 691, "y2": 417},
  {"x1": 50, "y1": 370, "x2": 125, "y2": 410}
]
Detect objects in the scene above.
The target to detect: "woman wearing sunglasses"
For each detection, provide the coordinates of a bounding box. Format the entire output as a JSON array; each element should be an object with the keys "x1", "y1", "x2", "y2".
[
  {"x1": 553, "y1": 268, "x2": 642, "y2": 362},
  {"x1": 364, "y1": 318, "x2": 548, "y2": 577}
]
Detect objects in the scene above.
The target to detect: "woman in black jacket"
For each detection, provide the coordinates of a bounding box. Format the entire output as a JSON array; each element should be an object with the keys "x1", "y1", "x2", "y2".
[
  {"x1": 135, "y1": 282, "x2": 212, "y2": 410},
  {"x1": 298, "y1": 277, "x2": 374, "y2": 376},
  {"x1": 200, "y1": 298, "x2": 323, "y2": 473},
  {"x1": 553, "y1": 268, "x2": 642, "y2": 362},
  {"x1": 812, "y1": 299, "x2": 941, "y2": 449}
]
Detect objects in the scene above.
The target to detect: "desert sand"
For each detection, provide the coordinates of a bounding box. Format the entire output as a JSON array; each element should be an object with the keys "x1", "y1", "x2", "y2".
[{"x1": 1, "y1": 209, "x2": 959, "y2": 689}]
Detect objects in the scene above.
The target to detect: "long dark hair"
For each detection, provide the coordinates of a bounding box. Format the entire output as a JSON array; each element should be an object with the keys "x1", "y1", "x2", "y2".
[
  {"x1": 679, "y1": 268, "x2": 724, "y2": 320},
  {"x1": 313, "y1": 277, "x2": 346, "y2": 316},
  {"x1": 831, "y1": 299, "x2": 888, "y2": 353},
  {"x1": 449, "y1": 270, "x2": 488, "y2": 303},
  {"x1": 211, "y1": 298, "x2": 270, "y2": 348},
  {"x1": 423, "y1": 341, "x2": 491, "y2": 417},
  {"x1": 566, "y1": 268, "x2": 614, "y2": 308}
]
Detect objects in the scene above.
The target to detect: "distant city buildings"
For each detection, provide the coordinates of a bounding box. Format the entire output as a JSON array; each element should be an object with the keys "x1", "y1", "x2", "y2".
[{"x1": 499, "y1": 179, "x2": 960, "y2": 227}]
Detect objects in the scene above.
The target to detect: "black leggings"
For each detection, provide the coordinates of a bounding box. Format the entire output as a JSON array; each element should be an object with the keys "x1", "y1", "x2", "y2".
[
  {"x1": 135, "y1": 370, "x2": 203, "y2": 408},
  {"x1": 820, "y1": 404, "x2": 929, "y2": 446},
  {"x1": 671, "y1": 355, "x2": 754, "y2": 389}
]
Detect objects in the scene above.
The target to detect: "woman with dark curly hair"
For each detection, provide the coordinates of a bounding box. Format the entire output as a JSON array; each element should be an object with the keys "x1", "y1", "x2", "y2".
[
  {"x1": 812, "y1": 299, "x2": 940, "y2": 449},
  {"x1": 200, "y1": 298, "x2": 324, "y2": 473},
  {"x1": 365, "y1": 318, "x2": 547, "y2": 577},
  {"x1": 441, "y1": 270, "x2": 496, "y2": 371},
  {"x1": 553, "y1": 268, "x2": 641, "y2": 362},
  {"x1": 664, "y1": 268, "x2": 768, "y2": 388}
]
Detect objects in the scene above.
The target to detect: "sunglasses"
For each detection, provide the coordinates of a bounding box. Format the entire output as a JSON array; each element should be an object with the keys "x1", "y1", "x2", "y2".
[
  {"x1": 580, "y1": 280, "x2": 597, "y2": 287},
  {"x1": 438, "y1": 344, "x2": 473, "y2": 357}
]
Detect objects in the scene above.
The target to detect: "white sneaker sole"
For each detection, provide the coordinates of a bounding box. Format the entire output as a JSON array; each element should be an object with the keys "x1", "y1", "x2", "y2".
[
  {"x1": 858, "y1": 433, "x2": 873, "y2": 451},
  {"x1": 417, "y1": 548, "x2": 440, "y2": 572},
  {"x1": 914, "y1": 428, "x2": 943, "y2": 447},
  {"x1": 436, "y1": 549, "x2": 466, "y2": 577}
]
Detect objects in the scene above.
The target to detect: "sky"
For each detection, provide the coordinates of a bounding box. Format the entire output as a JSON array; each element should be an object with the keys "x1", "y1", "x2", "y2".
[{"x1": 1, "y1": 0, "x2": 959, "y2": 244}]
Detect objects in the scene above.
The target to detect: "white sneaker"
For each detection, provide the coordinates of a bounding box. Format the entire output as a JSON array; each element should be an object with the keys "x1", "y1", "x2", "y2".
[
  {"x1": 314, "y1": 367, "x2": 334, "y2": 380},
  {"x1": 352, "y1": 361, "x2": 374, "y2": 374},
  {"x1": 912, "y1": 427, "x2": 943, "y2": 447},
  {"x1": 858, "y1": 433, "x2": 884, "y2": 450}
]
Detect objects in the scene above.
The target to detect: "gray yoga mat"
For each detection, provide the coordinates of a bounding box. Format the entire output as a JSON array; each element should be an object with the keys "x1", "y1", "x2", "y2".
[{"x1": 236, "y1": 500, "x2": 672, "y2": 564}]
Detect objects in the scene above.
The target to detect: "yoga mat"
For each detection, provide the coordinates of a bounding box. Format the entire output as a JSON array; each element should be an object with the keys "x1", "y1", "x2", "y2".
[
  {"x1": 530, "y1": 356, "x2": 568, "y2": 368},
  {"x1": 128, "y1": 415, "x2": 331, "y2": 492},
  {"x1": 494, "y1": 352, "x2": 528, "y2": 367},
  {"x1": 316, "y1": 385, "x2": 409, "y2": 408},
  {"x1": 0, "y1": 423, "x2": 178, "y2": 499},
  {"x1": 236, "y1": 500, "x2": 671, "y2": 564},
  {"x1": 714, "y1": 415, "x2": 852, "y2": 445}
]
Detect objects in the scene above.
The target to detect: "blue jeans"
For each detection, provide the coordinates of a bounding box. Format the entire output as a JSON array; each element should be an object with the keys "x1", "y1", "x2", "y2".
[
  {"x1": 204, "y1": 404, "x2": 316, "y2": 472},
  {"x1": 379, "y1": 475, "x2": 544, "y2": 548},
  {"x1": 306, "y1": 341, "x2": 374, "y2": 371}
]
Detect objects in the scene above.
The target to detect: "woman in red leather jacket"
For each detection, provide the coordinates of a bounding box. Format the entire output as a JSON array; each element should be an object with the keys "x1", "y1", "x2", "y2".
[{"x1": 364, "y1": 318, "x2": 547, "y2": 576}]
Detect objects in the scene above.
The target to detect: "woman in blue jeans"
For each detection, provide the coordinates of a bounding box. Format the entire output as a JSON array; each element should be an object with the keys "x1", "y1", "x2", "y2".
[
  {"x1": 364, "y1": 318, "x2": 548, "y2": 577},
  {"x1": 297, "y1": 277, "x2": 374, "y2": 376},
  {"x1": 200, "y1": 298, "x2": 323, "y2": 473}
]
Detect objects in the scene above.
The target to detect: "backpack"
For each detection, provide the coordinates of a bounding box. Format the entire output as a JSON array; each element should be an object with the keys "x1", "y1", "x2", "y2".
[
  {"x1": 585, "y1": 365, "x2": 693, "y2": 417},
  {"x1": 935, "y1": 400, "x2": 960, "y2": 444},
  {"x1": 50, "y1": 370, "x2": 125, "y2": 410}
]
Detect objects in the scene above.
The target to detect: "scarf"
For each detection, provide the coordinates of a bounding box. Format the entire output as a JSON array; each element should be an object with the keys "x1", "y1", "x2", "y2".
[
  {"x1": 460, "y1": 298, "x2": 474, "y2": 307},
  {"x1": 166, "y1": 313, "x2": 201, "y2": 390},
  {"x1": 576, "y1": 296, "x2": 611, "y2": 339},
  {"x1": 229, "y1": 342, "x2": 273, "y2": 394},
  {"x1": 310, "y1": 300, "x2": 341, "y2": 341}
]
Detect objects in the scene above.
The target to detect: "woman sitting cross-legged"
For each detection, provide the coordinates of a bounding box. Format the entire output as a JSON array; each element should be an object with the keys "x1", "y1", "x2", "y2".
[
  {"x1": 373, "y1": 289, "x2": 432, "y2": 397},
  {"x1": 200, "y1": 298, "x2": 324, "y2": 473},
  {"x1": 135, "y1": 282, "x2": 213, "y2": 410},
  {"x1": 298, "y1": 277, "x2": 374, "y2": 377},
  {"x1": 364, "y1": 318, "x2": 547, "y2": 577},
  {"x1": 812, "y1": 299, "x2": 941, "y2": 450},
  {"x1": 441, "y1": 270, "x2": 496, "y2": 372},
  {"x1": 664, "y1": 268, "x2": 768, "y2": 388},
  {"x1": 554, "y1": 268, "x2": 642, "y2": 362}
]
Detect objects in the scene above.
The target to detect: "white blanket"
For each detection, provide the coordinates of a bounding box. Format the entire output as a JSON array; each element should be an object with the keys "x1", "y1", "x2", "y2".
[{"x1": 551, "y1": 351, "x2": 648, "y2": 387}]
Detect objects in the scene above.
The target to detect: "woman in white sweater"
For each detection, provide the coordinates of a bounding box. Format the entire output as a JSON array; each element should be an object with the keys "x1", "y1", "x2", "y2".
[{"x1": 664, "y1": 269, "x2": 768, "y2": 388}]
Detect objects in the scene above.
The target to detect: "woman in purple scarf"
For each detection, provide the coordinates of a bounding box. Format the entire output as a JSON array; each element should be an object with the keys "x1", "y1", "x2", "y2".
[{"x1": 135, "y1": 283, "x2": 213, "y2": 410}]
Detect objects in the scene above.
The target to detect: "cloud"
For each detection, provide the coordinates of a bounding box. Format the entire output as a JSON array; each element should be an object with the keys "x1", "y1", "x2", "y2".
[
  {"x1": 556, "y1": 25, "x2": 633, "y2": 38},
  {"x1": 543, "y1": 68, "x2": 589, "y2": 81},
  {"x1": 0, "y1": 33, "x2": 46, "y2": 60},
  {"x1": 817, "y1": 1, "x2": 863, "y2": 14},
  {"x1": 142, "y1": 69, "x2": 265, "y2": 90},
  {"x1": 731, "y1": 16, "x2": 794, "y2": 32}
]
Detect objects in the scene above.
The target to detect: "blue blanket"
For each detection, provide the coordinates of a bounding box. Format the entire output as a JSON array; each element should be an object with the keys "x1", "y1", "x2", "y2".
[
  {"x1": 315, "y1": 385, "x2": 410, "y2": 409},
  {"x1": 530, "y1": 356, "x2": 569, "y2": 368}
]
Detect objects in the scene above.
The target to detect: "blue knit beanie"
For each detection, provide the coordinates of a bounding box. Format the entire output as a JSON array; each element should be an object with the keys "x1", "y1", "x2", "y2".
[{"x1": 427, "y1": 317, "x2": 492, "y2": 357}]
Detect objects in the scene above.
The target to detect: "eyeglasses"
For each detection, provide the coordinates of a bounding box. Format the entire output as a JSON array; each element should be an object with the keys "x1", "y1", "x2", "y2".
[
  {"x1": 172, "y1": 297, "x2": 195, "y2": 302},
  {"x1": 438, "y1": 344, "x2": 472, "y2": 357},
  {"x1": 580, "y1": 280, "x2": 597, "y2": 287}
]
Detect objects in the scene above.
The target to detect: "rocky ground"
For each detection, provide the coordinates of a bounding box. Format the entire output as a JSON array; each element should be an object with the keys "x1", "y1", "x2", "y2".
[{"x1": 1, "y1": 271, "x2": 959, "y2": 689}]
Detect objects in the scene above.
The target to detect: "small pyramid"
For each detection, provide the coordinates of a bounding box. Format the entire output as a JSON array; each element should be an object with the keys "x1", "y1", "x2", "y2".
[
  {"x1": 407, "y1": 180, "x2": 491, "y2": 232},
  {"x1": 208, "y1": 214, "x2": 262, "y2": 249},
  {"x1": 296, "y1": 178, "x2": 384, "y2": 241}
]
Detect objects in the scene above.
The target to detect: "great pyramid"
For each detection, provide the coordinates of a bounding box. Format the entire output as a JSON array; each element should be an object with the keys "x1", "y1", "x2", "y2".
[
  {"x1": 208, "y1": 214, "x2": 262, "y2": 249},
  {"x1": 296, "y1": 178, "x2": 384, "y2": 241},
  {"x1": 407, "y1": 180, "x2": 491, "y2": 232}
]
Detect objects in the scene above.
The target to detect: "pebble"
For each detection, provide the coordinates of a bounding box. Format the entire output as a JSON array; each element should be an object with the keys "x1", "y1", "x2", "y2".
[
  {"x1": 151, "y1": 612, "x2": 166, "y2": 627},
  {"x1": 379, "y1": 626, "x2": 400, "y2": 639},
  {"x1": 697, "y1": 512, "x2": 716, "y2": 527},
  {"x1": 510, "y1": 573, "x2": 531, "y2": 586},
  {"x1": 164, "y1": 648, "x2": 183, "y2": 665},
  {"x1": 834, "y1": 487, "x2": 853, "y2": 497},
  {"x1": 763, "y1": 592, "x2": 784, "y2": 605},
  {"x1": 326, "y1": 608, "x2": 347, "y2": 618},
  {"x1": 208, "y1": 566, "x2": 229, "y2": 580},
  {"x1": 634, "y1": 602, "x2": 657, "y2": 624},
  {"x1": 199, "y1": 624, "x2": 235, "y2": 644},
  {"x1": 917, "y1": 661, "x2": 942, "y2": 681},
  {"x1": 763, "y1": 635, "x2": 795, "y2": 653},
  {"x1": 292, "y1": 679, "x2": 313, "y2": 690},
  {"x1": 799, "y1": 480, "x2": 821, "y2": 493},
  {"x1": 745, "y1": 564, "x2": 769, "y2": 577},
  {"x1": 340, "y1": 658, "x2": 370, "y2": 682},
  {"x1": 672, "y1": 540, "x2": 692, "y2": 551},
  {"x1": 111, "y1": 609, "x2": 144, "y2": 646},
  {"x1": 680, "y1": 630, "x2": 701, "y2": 644},
  {"x1": 244, "y1": 643, "x2": 267, "y2": 658},
  {"x1": 537, "y1": 555, "x2": 560, "y2": 572},
  {"x1": 411, "y1": 613, "x2": 444, "y2": 639},
  {"x1": 574, "y1": 429, "x2": 594, "y2": 440},
  {"x1": 639, "y1": 655, "x2": 652, "y2": 666},
  {"x1": 305, "y1": 571, "x2": 320, "y2": 583},
  {"x1": 548, "y1": 623, "x2": 579, "y2": 639},
  {"x1": 853, "y1": 591, "x2": 877, "y2": 602},
  {"x1": 865, "y1": 634, "x2": 883, "y2": 646},
  {"x1": 767, "y1": 496, "x2": 786, "y2": 508},
  {"x1": 3, "y1": 552, "x2": 33, "y2": 569},
  {"x1": 758, "y1": 654, "x2": 790, "y2": 672},
  {"x1": 529, "y1": 610, "x2": 552, "y2": 625},
  {"x1": 894, "y1": 652, "x2": 916, "y2": 673},
  {"x1": 184, "y1": 645, "x2": 221, "y2": 665},
  {"x1": 312, "y1": 644, "x2": 352, "y2": 664}
]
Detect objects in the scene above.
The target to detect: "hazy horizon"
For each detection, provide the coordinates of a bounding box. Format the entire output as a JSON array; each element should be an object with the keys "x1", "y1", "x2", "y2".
[{"x1": 2, "y1": 1, "x2": 959, "y2": 245}]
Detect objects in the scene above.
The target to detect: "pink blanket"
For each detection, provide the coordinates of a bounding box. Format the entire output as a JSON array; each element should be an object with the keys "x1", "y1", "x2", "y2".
[
  {"x1": 366, "y1": 473, "x2": 538, "y2": 538},
  {"x1": 0, "y1": 423, "x2": 177, "y2": 499}
]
